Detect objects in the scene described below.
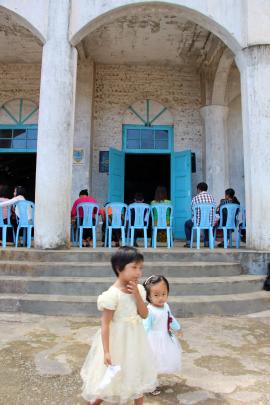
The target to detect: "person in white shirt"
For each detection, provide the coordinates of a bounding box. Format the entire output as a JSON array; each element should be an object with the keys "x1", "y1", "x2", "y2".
[
  {"x1": 0, "y1": 185, "x2": 10, "y2": 221},
  {"x1": 0, "y1": 186, "x2": 31, "y2": 222}
]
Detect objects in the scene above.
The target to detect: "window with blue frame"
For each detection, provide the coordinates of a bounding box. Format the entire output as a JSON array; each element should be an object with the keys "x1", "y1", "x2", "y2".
[
  {"x1": 125, "y1": 127, "x2": 171, "y2": 152},
  {"x1": 0, "y1": 128, "x2": 37, "y2": 150},
  {"x1": 0, "y1": 98, "x2": 38, "y2": 152}
]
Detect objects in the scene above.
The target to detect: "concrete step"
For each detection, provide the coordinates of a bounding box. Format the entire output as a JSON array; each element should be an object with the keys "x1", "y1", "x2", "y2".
[
  {"x1": 0, "y1": 261, "x2": 243, "y2": 277},
  {"x1": 0, "y1": 248, "x2": 262, "y2": 264},
  {"x1": 0, "y1": 248, "x2": 269, "y2": 276},
  {"x1": 0, "y1": 290, "x2": 269, "y2": 317},
  {"x1": 0, "y1": 275, "x2": 265, "y2": 296}
]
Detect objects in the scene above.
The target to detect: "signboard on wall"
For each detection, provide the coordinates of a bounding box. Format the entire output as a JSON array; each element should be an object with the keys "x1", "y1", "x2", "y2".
[
  {"x1": 99, "y1": 151, "x2": 109, "y2": 173},
  {"x1": 73, "y1": 148, "x2": 85, "y2": 165}
]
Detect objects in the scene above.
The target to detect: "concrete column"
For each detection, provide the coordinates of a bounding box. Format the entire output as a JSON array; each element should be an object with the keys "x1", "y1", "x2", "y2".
[
  {"x1": 235, "y1": 45, "x2": 270, "y2": 250},
  {"x1": 35, "y1": 0, "x2": 77, "y2": 249},
  {"x1": 200, "y1": 105, "x2": 229, "y2": 202},
  {"x1": 72, "y1": 61, "x2": 95, "y2": 203}
]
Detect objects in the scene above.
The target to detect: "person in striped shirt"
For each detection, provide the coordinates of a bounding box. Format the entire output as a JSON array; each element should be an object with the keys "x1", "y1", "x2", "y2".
[{"x1": 184, "y1": 182, "x2": 216, "y2": 248}]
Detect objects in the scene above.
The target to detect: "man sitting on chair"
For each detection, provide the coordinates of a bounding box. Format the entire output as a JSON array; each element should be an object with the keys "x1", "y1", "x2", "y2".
[{"x1": 184, "y1": 182, "x2": 216, "y2": 248}]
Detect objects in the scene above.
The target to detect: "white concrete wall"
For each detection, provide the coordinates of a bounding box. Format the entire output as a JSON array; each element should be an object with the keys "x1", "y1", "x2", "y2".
[
  {"x1": 91, "y1": 63, "x2": 203, "y2": 205},
  {"x1": 0, "y1": 0, "x2": 49, "y2": 42},
  {"x1": 245, "y1": 0, "x2": 270, "y2": 46},
  {"x1": 227, "y1": 96, "x2": 245, "y2": 206},
  {"x1": 225, "y1": 65, "x2": 245, "y2": 207}
]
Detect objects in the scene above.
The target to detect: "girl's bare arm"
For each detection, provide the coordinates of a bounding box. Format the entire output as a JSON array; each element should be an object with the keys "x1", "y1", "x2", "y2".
[
  {"x1": 101, "y1": 308, "x2": 114, "y2": 365},
  {"x1": 127, "y1": 281, "x2": 148, "y2": 319}
]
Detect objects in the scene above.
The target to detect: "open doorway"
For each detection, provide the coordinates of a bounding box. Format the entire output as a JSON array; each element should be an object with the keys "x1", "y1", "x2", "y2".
[
  {"x1": 124, "y1": 154, "x2": 170, "y2": 204},
  {"x1": 0, "y1": 153, "x2": 36, "y2": 201}
]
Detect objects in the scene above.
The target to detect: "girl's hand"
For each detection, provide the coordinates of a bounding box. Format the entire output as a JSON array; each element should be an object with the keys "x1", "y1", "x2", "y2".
[
  {"x1": 104, "y1": 352, "x2": 112, "y2": 366},
  {"x1": 126, "y1": 281, "x2": 139, "y2": 296},
  {"x1": 177, "y1": 331, "x2": 184, "y2": 338}
]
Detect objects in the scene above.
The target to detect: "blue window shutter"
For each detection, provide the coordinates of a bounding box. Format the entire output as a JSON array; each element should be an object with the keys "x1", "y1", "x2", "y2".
[
  {"x1": 108, "y1": 148, "x2": 125, "y2": 202},
  {"x1": 172, "y1": 150, "x2": 192, "y2": 239}
]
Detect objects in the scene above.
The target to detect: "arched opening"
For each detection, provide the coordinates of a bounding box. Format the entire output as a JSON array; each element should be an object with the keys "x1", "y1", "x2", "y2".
[
  {"x1": 71, "y1": 2, "x2": 243, "y2": 239},
  {"x1": 71, "y1": 1, "x2": 241, "y2": 53},
  {"x1": 0, "y1": 6, "x2": 43, "y2": 202},
  {"x1": 0, "y1": 98, "x2": 38, "y2": 201}
]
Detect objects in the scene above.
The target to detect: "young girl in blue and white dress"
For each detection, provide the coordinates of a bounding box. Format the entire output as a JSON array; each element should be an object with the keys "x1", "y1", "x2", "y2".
[
  {"x1": 81, "y1": 247, "x2": 157, "y2": 405},
  {"x1": 143, "y1": 275, "x2": 182, "y2": 393}
]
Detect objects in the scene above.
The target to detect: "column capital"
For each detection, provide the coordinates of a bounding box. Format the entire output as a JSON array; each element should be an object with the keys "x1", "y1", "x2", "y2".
[
  {"x1": 200, "y1": 105, "x2": 229, "y2": 120},
  {"x1": 235, "y1": 44, "x2": 270, "y2": 72}
]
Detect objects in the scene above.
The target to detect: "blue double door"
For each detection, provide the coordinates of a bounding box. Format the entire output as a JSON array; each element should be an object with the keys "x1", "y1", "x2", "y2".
[{"x1": 108, "y1": 148, "x2": 191, "y2": 239}]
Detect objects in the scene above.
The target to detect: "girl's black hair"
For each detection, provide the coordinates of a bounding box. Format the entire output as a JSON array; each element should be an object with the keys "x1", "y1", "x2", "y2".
[
  {"x1": 15, "y1": 186, "x2": 27, "y2": 198},
  {"x1": 143, "y1": 275, "x2": 170, "y2": 302},
  {"x1": 154, "y1": 185, "x2": 168, "y2": 201},
  {"x1": 111, "y1": 246, "x2": 144, "y2": 277}
]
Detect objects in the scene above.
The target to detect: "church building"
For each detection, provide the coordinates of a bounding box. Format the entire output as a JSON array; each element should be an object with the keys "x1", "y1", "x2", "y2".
[{"x1": 0, "y1": 0, "x2": 269, "y2": 250}]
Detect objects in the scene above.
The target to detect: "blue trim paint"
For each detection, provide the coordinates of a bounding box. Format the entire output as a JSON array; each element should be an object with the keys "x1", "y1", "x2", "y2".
[
  {"x1": 128, "y1": 106, "x2": 146, "y2": 125},
  {"x1": 128, "y1": 99, "x2": 168, "y2": 127},
  {"x1": 2, "y1": 106, "x2": 19, "y2": 124}
]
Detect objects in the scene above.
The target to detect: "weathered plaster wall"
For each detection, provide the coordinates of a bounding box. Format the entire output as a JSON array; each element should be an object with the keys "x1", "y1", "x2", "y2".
[
  {"x1": 72, "y1": 61, "x2": 95, "y2": 202},
  {"x1": 70, "y1": 0, "x2": 243, "y2": 53},
  {"x1": 91, "y1": 63, "x2": 203, "y2": 205},
  {"x1": 226, "y1": 65, "x2": 245, "y2": 206}
]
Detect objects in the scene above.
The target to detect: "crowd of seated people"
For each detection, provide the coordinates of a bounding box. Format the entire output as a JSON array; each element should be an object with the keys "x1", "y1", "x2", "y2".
[
  {"x1": 0, "y1": 182, "x2": 245, "y2": 248},
  {"x1": 70, "y1": 185, "x2": 173, "y2": 248}
]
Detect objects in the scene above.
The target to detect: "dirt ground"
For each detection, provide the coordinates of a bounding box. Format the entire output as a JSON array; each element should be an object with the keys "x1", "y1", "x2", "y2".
[{"x1": 0, "y1": 311, "x2": 270, "y2": 405}]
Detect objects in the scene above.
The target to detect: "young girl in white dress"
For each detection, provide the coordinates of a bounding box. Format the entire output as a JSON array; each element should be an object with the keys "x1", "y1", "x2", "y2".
[
  {"x1": 81, "y1": 247, "x2": 157, "y2": 405},
  {"x1": 143, "y1": 275, "x2": 182, "y2": 393}
]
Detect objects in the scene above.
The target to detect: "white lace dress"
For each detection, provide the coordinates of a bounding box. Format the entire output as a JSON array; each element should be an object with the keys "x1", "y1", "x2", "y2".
[
  {"x1": 81, "y1": 284, "x2": 157, "y2": 403},
  {"x1": 143, "y1": 303, "x2": 182, "y2": 374}
]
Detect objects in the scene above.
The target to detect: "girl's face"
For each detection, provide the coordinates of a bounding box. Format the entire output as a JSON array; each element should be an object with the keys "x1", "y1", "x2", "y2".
[
  {"x1": 118, "y1": 260, "x2": 143, "y2": 284},
  {"x1": 149, "y1": 281, "x2": 168, "y2": 307},
  {"x1": 13, "y1": 188, "x2": 17, "y2": 197}
]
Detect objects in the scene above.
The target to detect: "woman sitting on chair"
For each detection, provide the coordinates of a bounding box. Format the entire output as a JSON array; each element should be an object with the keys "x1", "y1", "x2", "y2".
[{"x1": 151, "y1": 186, "x2": 171, "y2": 242}]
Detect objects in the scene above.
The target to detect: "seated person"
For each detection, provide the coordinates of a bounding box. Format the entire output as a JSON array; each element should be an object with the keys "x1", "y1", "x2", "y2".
[
  {"x1": 0, "y1": 186, "x2": 31, "y2": 244},
  {"x1": 0, "y1": 185, "x2": 11, "y2": 242},
  {"x1": 216, "y1": 188, "x2": 240, "y2": 247},
  {"x1": 71, "y1": 189, "x2": 97, "y2": 247},
  {"x1": 151, "y1": 186, "x2": 172, "y2": 242},
  {"x1": 184, "y1": 182, "x2": 216, "y2": 248},
  {"x1": 129, "y1": 192, "x2": 145, "y2": 247},
  {"x1": 100, "y1": 203, "x2": 121, "y2": 247}
]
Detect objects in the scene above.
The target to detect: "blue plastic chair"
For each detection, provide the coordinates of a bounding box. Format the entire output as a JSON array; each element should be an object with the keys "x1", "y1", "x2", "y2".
[
  {"x1": 13, "y1": 200, "x2": 35, "y2": 248},
  {"x1": 127, "y1": 203, "x2": 150, "y2": 248},
  {"x1": 241, "y1": 207, "x2": 246, "y2": 230},
  {"x1": 76, "y1": 202, "x2": 99, "y2": 248},
  {"x1": 71, "y1": 222, "x2": 76, "y2": 246},
  {"x1": 191, "y1": 203, "x2": 215, "y2": 249},
  {"x1": 0, "y1": 206, "x2": 15, "y2": 248},
  {"x1": 151, "y1": 203, "x2": 173, "y2": 248},
  {"x1": 216, "y1": 203, "x2": 240, "y2": 248},
  {"x1": 104, "y1": 203, "x2": 127, "y2": 248}
]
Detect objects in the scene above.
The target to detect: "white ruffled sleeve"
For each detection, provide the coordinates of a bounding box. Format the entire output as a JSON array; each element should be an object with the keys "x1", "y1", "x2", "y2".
[{"x1": 97, "y1": 288, "x2": 119, "y2": 311}]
